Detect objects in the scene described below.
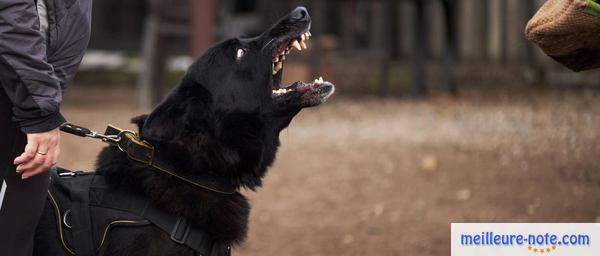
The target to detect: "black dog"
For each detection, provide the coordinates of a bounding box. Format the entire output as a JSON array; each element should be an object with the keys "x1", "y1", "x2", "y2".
[{"x1": 34, "y1": 6, "x2": 334, "y2": 256}]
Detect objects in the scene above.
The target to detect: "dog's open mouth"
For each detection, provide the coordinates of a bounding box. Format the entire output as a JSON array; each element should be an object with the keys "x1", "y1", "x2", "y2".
[{"x1": 269, "y1": 31, "x2": 335, "y2": 107}]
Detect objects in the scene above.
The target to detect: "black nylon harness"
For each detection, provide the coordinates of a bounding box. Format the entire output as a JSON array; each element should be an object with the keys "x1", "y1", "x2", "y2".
[
  {"x1": 48, "y1": 168, "x2": 230, "y2": 256},
  {"x1": 50, "y1": 123, "x2": 235, "y2": 256}
]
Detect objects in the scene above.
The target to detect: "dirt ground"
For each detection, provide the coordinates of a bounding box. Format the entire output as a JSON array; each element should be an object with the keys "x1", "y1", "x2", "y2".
[{"x1": 58, "y1": 85, "x2": 600, "y2": 256}]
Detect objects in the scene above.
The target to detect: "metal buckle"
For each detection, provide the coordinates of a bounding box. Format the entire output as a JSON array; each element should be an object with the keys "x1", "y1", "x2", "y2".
[
  {"x1": 115, "y1": 131, "x2": 139, "y2": 152},
  {"x1": 60, "y1": 122, "x2": 122, "y2": 144},
  {"x1": 63, "y1": 209, "x2": 72, "y2": 229},
  {"x1": 58, "y1": 171, "x2": 76, "y2": 178},
  {"x1": 116, "y1": 131, "x2": 155, "y2": 165},
  {"x1": 170, "y1": 217, "x2": 191, "y2": 244},
  {"x1": 87, "y1": 131, "x2": 121, "y2": 144}
]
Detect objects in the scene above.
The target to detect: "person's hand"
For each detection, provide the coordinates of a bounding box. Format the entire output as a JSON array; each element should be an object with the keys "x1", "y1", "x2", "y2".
[{"x1": 13, "y1": 127, "x2": 61, "y2": 179}]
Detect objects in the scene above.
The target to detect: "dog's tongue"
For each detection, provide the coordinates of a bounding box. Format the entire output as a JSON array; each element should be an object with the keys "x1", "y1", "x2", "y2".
[
  {"x1": 296, "y1": 77, "x2": 327, "y2": 93},
  {"x1": 296, "y1": 83, "x2": 315, "y2": 94}
]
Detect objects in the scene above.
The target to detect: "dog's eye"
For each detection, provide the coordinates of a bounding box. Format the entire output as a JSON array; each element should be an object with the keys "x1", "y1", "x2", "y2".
[{"x1": 235, "y1": 48, "x2": 245, "y2": 60}]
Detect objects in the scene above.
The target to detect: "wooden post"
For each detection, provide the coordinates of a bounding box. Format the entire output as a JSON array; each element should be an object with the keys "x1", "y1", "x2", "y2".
[
  {"x1": 399, "y1": 1, "x2": 414, "y2": 58},
  {"x1": 480, "y1": 0, "x2": 490, "y2": 61},
  {"x1": 138, "y1": 0, "x2": 167, "y2": 110},
  {"x1": 388, "y1": 0, "x2": 399, "y2": 60},
  {"x1": 189, "y1": 0, "x2": 216, "y2": 58},
  {"x1": 441, "y1": 0, "x2": 457, "y2": 95},
  {"x1": 488, "y1": 0, "x2": 507, "y2": 63},
  {"x1": 371, "y1": 1, "x2": 386, "y2": 58},
  {"x1": 507, "y1": 0, "x2": 524, "y2": 62},
  {"x1": 458, "y1": 0, "x2": 485, "y2": 60},
  {"x1": 523, "y1": 0, "x2": 536, "y2": 65},
  {"x1": 499, "y1": 0, "x2": 508, "y2": 64},
  {"x1": 412, "y1": 0, "x2": 427, "y2": 98},
  {"x1": 339, "y1": 1, "x2": 357, "y2": 54},
  {"x1": 379, "y1": 0, "x2": 399, "y2": 97}
]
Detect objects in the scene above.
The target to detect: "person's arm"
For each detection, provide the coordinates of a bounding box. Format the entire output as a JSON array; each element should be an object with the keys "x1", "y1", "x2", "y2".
[{"x1": 0, "y1": 0, "x2": 62, "y2": 178}]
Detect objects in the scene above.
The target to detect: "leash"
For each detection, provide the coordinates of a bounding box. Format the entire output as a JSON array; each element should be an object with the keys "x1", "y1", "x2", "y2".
[{"x1": 59, "y1": 123, "x2": 236, "y2": 195}]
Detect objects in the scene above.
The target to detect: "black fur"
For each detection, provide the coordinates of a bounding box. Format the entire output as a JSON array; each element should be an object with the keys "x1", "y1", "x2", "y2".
[{"x1": 35, "y1": 7, "x2": 334, "y2": 256}]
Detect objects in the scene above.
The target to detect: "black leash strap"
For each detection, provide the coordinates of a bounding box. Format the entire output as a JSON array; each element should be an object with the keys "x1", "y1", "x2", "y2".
[
  {"x1": 60, "y1": 123, "x2": 121, "y2": 143},
  {"x1": 59, "y1": 123, "x2": 236, "y2": 195}
]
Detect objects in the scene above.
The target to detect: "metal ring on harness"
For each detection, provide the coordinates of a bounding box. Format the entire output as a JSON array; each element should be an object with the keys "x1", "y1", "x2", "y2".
[
  {"x1": 115, "y1": 130, "x2": 144, "y2": 153},
  {"x1": 63, "y1": 209, "x2": 72, "y2": 229}
]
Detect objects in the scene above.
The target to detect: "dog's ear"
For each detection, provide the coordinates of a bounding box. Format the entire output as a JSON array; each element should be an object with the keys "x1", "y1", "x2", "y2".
[
  {"x1": 140, "y1": 100, "x2": 186, "y2": 141},
  {"x1": 130, "y1": 114, "x2": 148, "y2": 133},
  {"x1": 141, "y1": 80, "x2": 212, "y2": 142}
]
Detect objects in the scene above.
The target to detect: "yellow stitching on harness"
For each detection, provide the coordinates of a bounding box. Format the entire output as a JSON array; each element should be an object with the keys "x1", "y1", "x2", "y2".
[
  {"x1": 48, "y1": 191, "x2": 76, "y2": 255},
  {"x1": 97, "y1": 220, "x2": 144, "y2": 250},
  {"x1": 151, "y1": 164, "x2": 235, "y2": 194},
  {"x1": 50, "y1": 191, "x2": 146, "y2": 253}
]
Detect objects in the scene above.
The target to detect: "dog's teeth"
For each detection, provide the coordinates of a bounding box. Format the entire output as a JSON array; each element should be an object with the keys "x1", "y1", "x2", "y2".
[
  {"x1": 275, "y1": 61, "x2": 282, "y2": 70},
  {"x1": 300, "y1": 40, "x2": 307, "y2": 49},
  {"x1": 301, "y1": 34, "x2": 306, "y2": 41},
  {"x1": 272, "y1": 87, "x2": 293, "y2": 95},
  {"x1": 307, "y1": 31, "x2": 312, "y2": 36},
  {"x1": 273, "y1": 56, "x2": 279, "y2": 62},
  {"x1": 272, "y1": 88, "x2": 286, "y2": 95},
  {"x1": 292, "y1": 40, "x2": 302, "y2": 50},
  {"x1": 281, "y1": 55, "x2": 286, "y2": 60}
]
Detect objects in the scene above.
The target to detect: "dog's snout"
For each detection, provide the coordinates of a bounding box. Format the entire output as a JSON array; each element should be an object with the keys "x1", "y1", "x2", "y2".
[{"x1": 290, "y1": 6, "x2": 309, "y2": 21}]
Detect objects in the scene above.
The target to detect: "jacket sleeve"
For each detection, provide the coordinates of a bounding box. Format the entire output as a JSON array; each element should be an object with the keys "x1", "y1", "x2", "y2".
[{"x1": 0, "y1": 0, "x2": 65, "y2": 133}]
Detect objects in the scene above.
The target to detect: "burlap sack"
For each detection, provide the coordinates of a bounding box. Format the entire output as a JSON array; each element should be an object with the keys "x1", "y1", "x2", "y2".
[{"x1": 525, "y1": 0, "x2": 600, "y2": 71}]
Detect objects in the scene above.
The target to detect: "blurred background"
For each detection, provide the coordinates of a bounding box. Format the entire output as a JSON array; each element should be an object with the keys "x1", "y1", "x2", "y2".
[{"x1": 59, "y1": 0, "x2": 600, "y2": 255}]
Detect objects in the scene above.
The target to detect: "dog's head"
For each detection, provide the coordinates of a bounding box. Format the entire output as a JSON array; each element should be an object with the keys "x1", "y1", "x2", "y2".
[{"x1": 137, "y1": 7, "x2": 334, "y2": 189}]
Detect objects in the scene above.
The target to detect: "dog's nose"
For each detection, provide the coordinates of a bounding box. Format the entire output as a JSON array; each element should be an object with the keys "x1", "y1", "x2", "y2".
[{"x1": 290, "y1": 6, "x2": 309, "y2": 21}]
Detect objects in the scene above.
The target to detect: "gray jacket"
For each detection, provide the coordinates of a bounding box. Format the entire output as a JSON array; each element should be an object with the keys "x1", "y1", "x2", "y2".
[{"x1": 0, "y1": 0, "x2": 91, "y2": 133}]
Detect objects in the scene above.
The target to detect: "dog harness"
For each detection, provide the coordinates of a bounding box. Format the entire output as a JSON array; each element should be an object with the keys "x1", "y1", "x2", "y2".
[
  {"x1": 46, "y1": 123, "x2": 236, "y2": 255},
  {"x1": 46, "y1": 167, "x2": 231, "y2": 256}
]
